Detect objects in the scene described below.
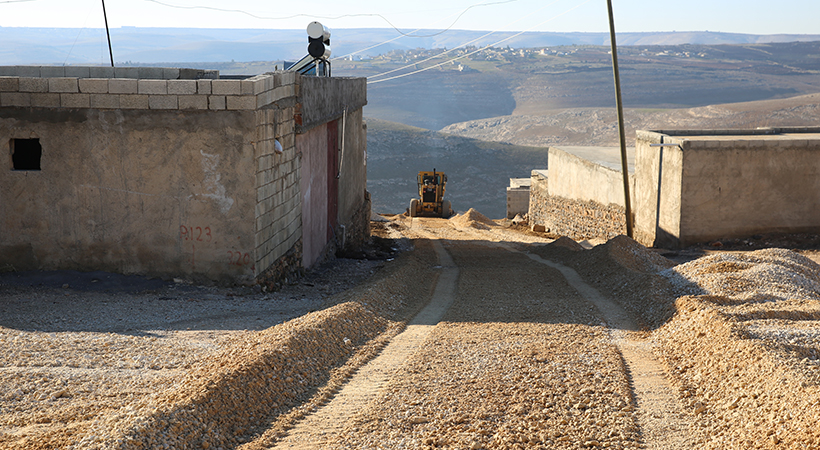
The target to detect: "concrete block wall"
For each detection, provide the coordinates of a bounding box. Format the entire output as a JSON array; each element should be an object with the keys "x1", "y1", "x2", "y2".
[
  {"x1": 253, "y1": 77, "x2": 303, "y2": 287},
  {"x1": 0, "y1": 69, "x2": 291, "y2": 112}
]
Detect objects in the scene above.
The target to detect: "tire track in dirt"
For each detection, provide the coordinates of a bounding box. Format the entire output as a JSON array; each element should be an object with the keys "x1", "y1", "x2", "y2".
[
  {"x1": 271, "y1": 241, "x2": 459, "y2": 449},
  {"x1": 521, "y1": 248, "x2": 693, "y2": 449}
]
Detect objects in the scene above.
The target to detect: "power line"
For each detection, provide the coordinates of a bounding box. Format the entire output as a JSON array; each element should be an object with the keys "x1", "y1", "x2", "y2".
[
  {"x1": 140, "y1": 0, "x2": 516, "y2": 38},
  {"x1": 367, "y1": 0, "x2": 563, "y2": 80},
  {"x1": 368, "y1": 0, "x2": 594, "y2": 85}
]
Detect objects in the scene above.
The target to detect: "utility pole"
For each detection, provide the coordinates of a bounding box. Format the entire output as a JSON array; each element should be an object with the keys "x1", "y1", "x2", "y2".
[
  {"x1": 102, "y1": 0, "x2": 114, "y2": 67},
  {"x1": 607, "y1": 0, "x2": 633, "y2": 238}
]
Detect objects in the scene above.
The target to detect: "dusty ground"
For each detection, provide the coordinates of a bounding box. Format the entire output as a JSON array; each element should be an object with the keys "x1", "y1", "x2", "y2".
[{"x1": 1, "y1": 210, "x2": 819, "y2": 449}]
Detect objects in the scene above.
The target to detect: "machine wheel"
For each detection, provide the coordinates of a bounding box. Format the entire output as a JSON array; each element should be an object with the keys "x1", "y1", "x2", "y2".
[
  {"x1": 442, "y1": 200, "x2": 452, "y2": 218},
  {"x1": 409, "y1": 199, "x2": 419, "y2": 217}
]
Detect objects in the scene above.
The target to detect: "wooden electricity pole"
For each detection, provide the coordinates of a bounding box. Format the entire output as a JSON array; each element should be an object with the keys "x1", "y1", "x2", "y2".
[
  {"x1": 607, "y1": 0, "x2": 633, "y2": 238},
  {"x1": 102, "y1": 0, "x2": 114, "y2": 67}
]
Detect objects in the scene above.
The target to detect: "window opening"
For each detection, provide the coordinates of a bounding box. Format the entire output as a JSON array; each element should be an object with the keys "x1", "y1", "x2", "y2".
[{"x1": 11, "y1": 138, "x2": 41, "y2": 171}]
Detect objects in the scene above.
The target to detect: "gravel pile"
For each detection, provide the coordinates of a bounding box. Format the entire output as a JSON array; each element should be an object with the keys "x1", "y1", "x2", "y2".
[
  {"x1": 553, "y1": 238, "x2": 820, "y2": 449},
  {"x1": 0, "y1": 241, "x2": 438, "y2": 450},
  {"x1": 450, "y1": 209, "x2": 497, "y2": 231}
]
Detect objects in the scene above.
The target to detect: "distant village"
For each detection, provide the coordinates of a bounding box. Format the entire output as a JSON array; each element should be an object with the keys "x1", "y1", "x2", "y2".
[{"x1": 345, "y1": 44, "x2": 710, "y2": 65}]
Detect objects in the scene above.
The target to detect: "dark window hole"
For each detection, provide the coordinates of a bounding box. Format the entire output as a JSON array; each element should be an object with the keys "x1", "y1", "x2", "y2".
[{"x1": 11, "y1": 138, "x2": 41, "y2": 171}]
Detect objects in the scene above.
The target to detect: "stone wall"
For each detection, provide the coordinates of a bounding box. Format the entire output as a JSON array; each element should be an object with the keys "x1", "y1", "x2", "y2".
[{"x1": 528, "y1": 170, "x2": 627, "y2": 241}]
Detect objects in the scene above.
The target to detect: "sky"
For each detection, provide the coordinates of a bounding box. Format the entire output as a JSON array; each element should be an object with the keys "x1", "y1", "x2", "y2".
[{"x1": 0, "y1": 0, "x2": 818, "y2": 35}]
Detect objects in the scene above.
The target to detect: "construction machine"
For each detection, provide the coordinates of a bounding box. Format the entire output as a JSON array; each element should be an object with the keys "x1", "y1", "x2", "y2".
[{"x1": 409, "y1": 169, "x2": 452, "y2": 218}]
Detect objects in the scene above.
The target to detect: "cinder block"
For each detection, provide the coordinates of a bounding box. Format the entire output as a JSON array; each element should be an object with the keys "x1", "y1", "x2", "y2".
[
  {"x1": 256, "y1": 90, "x2": 277, "y2": 108},
  {"x1": 197, "y1": 80, "x2": 212, "y2": 94},
  {"x1": 226, "y1": 95, "x2": 256, "y2": 110},
  {"x1": 109, "y1": 79, "x2": 138, "y2": 94},
  {"x1": 49, "y1": 78, "x2": 79, "y2": 93},
  {"x1": 10, "y1": 66, "x2": 41, "y2": 77},
  {"x1": 167, "y1": 79, "x2": 197, "y2": 95},
  {"x1": 148, "y1": 95, "x2": 178, "y2": 109},
  {"x1": 162, "y1": 68, "x2": 180, "y2": 80},
  {"x1": 60, "y1": 93, "x2": 90, "y2": 108},
  {"x1": 138, "y1": 79, "x2": 167, "y2": 94},
  {"x1": 179, "y1": 68, "x2": 201, "y2": 80},
  {"x1": 208, "y1": 95, "x2": 226, "y2": 110},
  {"x1": 31, "y1": 93, "x2": 60, "y2": 107},
  {"x1": 19, "y1": 77, "x2": 48, "y2": 92},
  {"x1": 280, "y1": 71, "x2": 296, "y2": 85},
  {"x1": 89, "y1": 66, "x2": 116, "y2": 78},
  {"x1": 0, "y1": 77, "x2": 19, "y2": 92},
  {"x1": 64, "y1": 66, "x2": 90, "y2": 78},
  {"x1": 0, "y1": 92, "x2": 31, "y2": 107},
  {"x1": 138, "y1": 67, "x2": 164, "y2": 79},
  {"x1": 91, "y1": 94, "x2": 119, "y2": 109},
  {"x1": 114, "y1": 67, "x2": 139, "y2": 79},
  {"x1": 241, "y1": 79, "x2": 254, "y2": 95},
  {"x1": 178, "y1": 95, "x2": 208, "y2": 110},
  {"x1": 212, "y1": 80, "x2": 240, "y2": 95},
  {"x1": 0, "y1": 67, "x2": 16, "y2": 76},
  {"x1": 40, "y1": 66, "x2": 66, "y2": 77},
  {"x1": 119, "y1": 94, "x2": 149, "y2": 109},
  {"x1": 249, "y1": 75, "x2": 267, "y2": 95},
  {"x1": 79, "y1": 78, "x2": 109, "y2": 93}
]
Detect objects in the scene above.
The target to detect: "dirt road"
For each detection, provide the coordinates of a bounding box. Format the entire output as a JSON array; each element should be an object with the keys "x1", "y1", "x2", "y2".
[
  {"x1": 3, "y1": 211, "x2": 819, "y2": 449},
  {"x1": 262, "y1": 214, "x2": 691, "y2": 449}
]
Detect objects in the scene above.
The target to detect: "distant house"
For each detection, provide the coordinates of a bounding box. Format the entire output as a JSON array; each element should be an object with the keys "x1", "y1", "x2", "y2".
[{"x1": 0, "y1": 66, "x2": 368, "y2": 287}]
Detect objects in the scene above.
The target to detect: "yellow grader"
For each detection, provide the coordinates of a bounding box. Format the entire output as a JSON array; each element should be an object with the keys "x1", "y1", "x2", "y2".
[{"x1": 409, "y1": 169, "x2": 452, "y2": 218}]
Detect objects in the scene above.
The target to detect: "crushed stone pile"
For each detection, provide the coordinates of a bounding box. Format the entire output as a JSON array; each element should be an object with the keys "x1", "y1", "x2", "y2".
[
  {"x1": 451, "y1": 208, "x2": 497, "y2": 230},
  {"x1": 540, "y1": 236, "x2": 820, "y2": 448},
  {"x1": 665, "y1": 248, "x2": 820, "y2": 302},
  {"x1": 77, "y1": 302, "x2": 387, "y2": 450},
  {"x1": 0, "y1": 240, "x2": 439, "y2": 450}
]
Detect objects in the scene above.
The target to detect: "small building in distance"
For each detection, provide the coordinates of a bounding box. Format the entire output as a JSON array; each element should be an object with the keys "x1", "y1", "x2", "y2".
[
  {"x1": 528, "y1": 127, "x2": 820, "y2": 248},
  {"x1": 506, "y1": 177, "x2": 531, "y2": 219},
  {"x1": 0, "y1": 66, "x2": 368, "y2": 287}
]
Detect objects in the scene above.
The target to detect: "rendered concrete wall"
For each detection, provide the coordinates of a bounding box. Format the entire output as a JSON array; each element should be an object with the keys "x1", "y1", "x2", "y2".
[
  {"x1": 0, "y1": 108, "x2": 257, "y2": 284},
  {"x1": 634, "y1": 133, "x2": 684, "y2": 248},
  {"x1": 547, "y1": 147, "x2": 631, "y2": 208},
  {"x1": 635, "y1": 128, "x2": 820, "y2": 248},
  {"x1": 506, "y1": 178, "x2": 531, "y2": 219}
]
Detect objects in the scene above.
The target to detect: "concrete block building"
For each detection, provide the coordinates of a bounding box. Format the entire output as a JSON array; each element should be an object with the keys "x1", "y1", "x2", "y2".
[
  {"x1": 0, "y1": 66, "x2": 368, "y2": 286},
  {"x1": 528, "y1": 127, "x2": 820, "y2": 248}
]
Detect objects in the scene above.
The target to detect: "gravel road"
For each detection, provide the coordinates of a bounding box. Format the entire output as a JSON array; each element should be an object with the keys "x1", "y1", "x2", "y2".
[{"x1": 2, "y1": 210, "x2": 819, "y2": 449}]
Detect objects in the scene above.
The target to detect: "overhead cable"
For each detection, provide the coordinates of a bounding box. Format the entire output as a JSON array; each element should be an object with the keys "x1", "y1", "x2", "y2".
[
  {"x1": 367, "y1": 0, "x2": 563, "y2": 80},
  {"x1": 368, "y1": 0, "x2": 594, "y2": 85},
  {"x1": 140, "y1": 0, "x2": 517, "y2": 38}
]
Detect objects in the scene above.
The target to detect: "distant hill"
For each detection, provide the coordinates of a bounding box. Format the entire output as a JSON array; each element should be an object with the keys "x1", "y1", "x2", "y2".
[
  {"x1": 338, "y1": 41, "x2": 820, "y2": 130},
  {"x1": 1, "y1": 26, "x2": 819, "y2": 65},
  {"x1": 365, "y1": 119, "x2": 547, "y2": 218}
]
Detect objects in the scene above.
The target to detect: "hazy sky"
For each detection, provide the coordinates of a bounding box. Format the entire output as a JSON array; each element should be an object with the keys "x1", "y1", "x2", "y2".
[{"x1": 0, "y1": 0, "x2": 817, "y2": 35}]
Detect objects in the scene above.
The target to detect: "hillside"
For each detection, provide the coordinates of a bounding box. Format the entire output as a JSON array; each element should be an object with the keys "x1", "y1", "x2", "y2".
[
  {"x1": 365, "y1": 119, "x2": 547, "y2": 218},
  {"x1": 334, "y1": 41, "x2": 820, "y2": 130},
  {"x1": 441, "y1": 93, "x2": 820, "y2": 147}
]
